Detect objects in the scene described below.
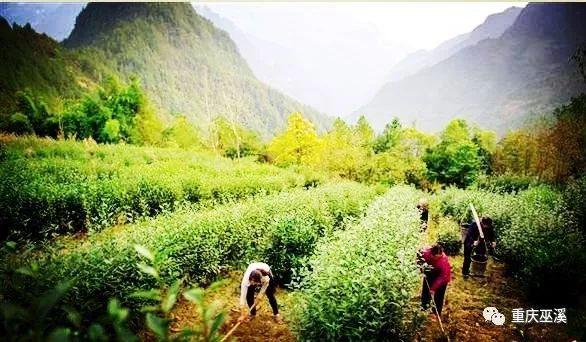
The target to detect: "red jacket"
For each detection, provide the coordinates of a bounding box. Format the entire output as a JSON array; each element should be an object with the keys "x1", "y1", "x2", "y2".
[{"x1": 421, "y1": 247, "x2": 452, "y2": 292}]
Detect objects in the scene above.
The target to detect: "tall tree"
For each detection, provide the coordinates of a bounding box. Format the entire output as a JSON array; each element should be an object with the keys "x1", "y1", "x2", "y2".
[
  {"x1": 267, "y1": 112, "x2": 322, "y2": 167},
  {"x1": 424, "y1": 119, "x2": 481, "y2": 187},
  {"x1": 373, "y1": 117, "x2": 401, "y2": 153},
  {"x1": 164, "y1": 115, "x2": 200, "y2": 149},
  {"x1": 354, "y1": 115, "x2": 375, "y2": 148}
]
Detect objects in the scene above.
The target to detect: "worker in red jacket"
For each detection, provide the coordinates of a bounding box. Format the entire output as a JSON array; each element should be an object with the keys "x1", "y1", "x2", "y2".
[{"x1": 417, "y1": 244, "x2": 452, "y2": 316}]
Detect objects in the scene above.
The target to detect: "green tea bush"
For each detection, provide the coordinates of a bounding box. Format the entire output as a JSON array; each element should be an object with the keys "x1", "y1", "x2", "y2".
[
  {"x1": 563, "y1": 175, "x2": 586, "y2": 236},
  {"x1": 473, "y1": 173, "x2": 541, "y2": 194},
  {"x1": 262, "y1": 215, "x2": 321, "y2": 285},
  {"x1": 499, "y1": 186, "x2": 585, "y2": 303},
  {"x1": 7, "y1": 182, "x2": 376, "y2": 322},
  {"x1": 434, "y1": 185, "x2": 586, "y2": 303},
  {"x1": 0, "y1": 135, "x2": 308, "y2": 239},
  {"x1": 435, "y1": 216, "x2": 461, "y2": 256},
  {"x1": 431, "y1": 187, "x2": 512, "y2": 231},
  {"x1": 292, "y1": 186, "x2": 424, "y2": 341}
]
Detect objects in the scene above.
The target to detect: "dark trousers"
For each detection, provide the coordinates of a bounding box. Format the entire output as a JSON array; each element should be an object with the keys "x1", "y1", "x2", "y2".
[
  {"x1": 463, "y1": 243, "x2": 494, "y2": 275},
  {"x1": 421, "y1": 276, "x2": 447, "y2": 315},
  {"x1": 246, "y1": 278, "x2": 278, "y2": 315},
  {"x1": 462, "y1": 244, "x2": 473, "y2": 275}
]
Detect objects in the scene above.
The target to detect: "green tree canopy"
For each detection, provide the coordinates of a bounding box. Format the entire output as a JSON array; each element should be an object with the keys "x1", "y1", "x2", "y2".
[
  {"x1": 424, "y1": 118, "x2": 481, "y2": 187},
  {"x1": 373, "y1": 117, "x2": 401, "y2": 153}
]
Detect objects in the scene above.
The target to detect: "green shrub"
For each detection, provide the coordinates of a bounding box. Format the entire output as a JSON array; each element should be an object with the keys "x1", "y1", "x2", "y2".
[
  {"x1": 292, "y1": 186, "x2": 424, "y2": 341},
  {"x1": 474, "y1": 173, "x2": 541, "y2": 194},
  {"x1": 263, "y1": 215, "x2": 322, "y2": 285},
  {"x1": 434, "y1": 185, "x2": 586, "y2": 304},
  {"x1": 435, "y1": 216, "x2": 461, "y2": 256},
  {"x1": 563, "y1": 175, "x2": 586, "y2": 237},
  {"x1": 4, "y1": 182, "x2": 376, "y2": 324},
  {"x1": 0, "y1": 135, "x2": 310, "y2": 239}
]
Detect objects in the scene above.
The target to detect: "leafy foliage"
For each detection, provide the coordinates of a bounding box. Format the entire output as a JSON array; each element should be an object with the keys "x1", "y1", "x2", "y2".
[
  {"x1": 434, "y1": 216, "x2": 462, "y2": 256},
  {"x1": 0, "y1": 135, "x2": 307, "y2": 240},
  {"x1": 492, "y1": 95, "x2": 586, "y2": 183},
  {"x1": 133, "y1": 245, "x2": 227, "y2": 342},
  {"x1": 267, "y1": 112, "x2": 322, "y2": 167},
  {"x1": 292, "y1": 186, "x2": 424, "y2": 341},
  {"x1": 1, "y1": 183, "x2": 375, "y2": 325},
  {"x1": 0, "y1": 18, "x2": 100, "y2": 121},
  {"x1": 424, "y1": 119, "x2": 481, "y2": 187},
  {"x1": 434, "y1": 185, "x2": 586, "y2": 303},
  {"x1": 0, "y1": 242, "x2": 227, "y2": 341}
]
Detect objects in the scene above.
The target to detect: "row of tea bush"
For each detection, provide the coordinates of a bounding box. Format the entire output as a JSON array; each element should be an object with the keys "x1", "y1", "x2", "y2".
[
  {"x1": 292, "y1": 186, "x2": 424, "y2": 341},
  {"x1": 1, "y1": 182, "x2": 378, "y2": 325},
  {"x1": 432, "y1": 184, "x2": 586, "y2": 303},
  {"x1": 0, "y1": 135, "x2": 312, "y2": 239}
]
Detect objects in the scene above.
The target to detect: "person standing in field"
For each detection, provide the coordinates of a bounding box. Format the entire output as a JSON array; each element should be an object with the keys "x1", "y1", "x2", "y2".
[
  {"x1": 238, "y1": 262, "x2": 282, "y2": 323},
  {"x1": 461, "y1": 216, "x2": 496, "y2": 276},
  {"x1": 417, "y1": 198, "x2": 429, "y2": 232},
  {"x1": 417, "y1": 244, "x2": 452, "y2": 316}
]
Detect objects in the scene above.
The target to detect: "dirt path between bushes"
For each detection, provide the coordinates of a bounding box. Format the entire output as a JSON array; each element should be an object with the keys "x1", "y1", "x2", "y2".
[
  {"x1": 416, "y1": 254, "x2": 575, "y2": 342},
  {"x1": 140, "y1": 242, "x2": 581, "y2": 341},
  {"x1": 141, "y1": 260, "x2": 576, "y2": 342}
]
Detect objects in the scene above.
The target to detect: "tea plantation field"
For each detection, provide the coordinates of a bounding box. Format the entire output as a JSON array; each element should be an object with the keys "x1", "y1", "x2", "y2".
[{"x1": 1, "y1": 135, "x2": 585, "y2": 341}]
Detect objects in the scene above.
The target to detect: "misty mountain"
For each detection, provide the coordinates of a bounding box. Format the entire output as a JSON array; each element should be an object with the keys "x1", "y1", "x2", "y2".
[
  {"x1": 381, "y1": 6, "x2": 522, "y2": 86},
  {"x1": 0, "y1": 3, "x2": 84, "y2": 41},
  {"x1": 62, "y1": 2, "x2": 330, "y2": 138},
  {"x1": 355, "y1": 3, "x2": 586, "y2": 134},
  {"x1": 0, "y1": 16, "x2": 104, "y2": 116},
  {"x1": 196, "y1": 4, "x2": 412, "y2": 117}
]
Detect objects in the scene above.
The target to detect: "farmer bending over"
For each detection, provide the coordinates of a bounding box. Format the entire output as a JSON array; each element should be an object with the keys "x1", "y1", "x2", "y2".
[
  {"x1": 239, "y1": 262, "x2": 282, "y2": 323},
  {"x1": 417, "y1": 244, "x2": 451, "y2": 316},
  {"x1": 461, "y1": 216, "x2": 496, "y2": 276}
]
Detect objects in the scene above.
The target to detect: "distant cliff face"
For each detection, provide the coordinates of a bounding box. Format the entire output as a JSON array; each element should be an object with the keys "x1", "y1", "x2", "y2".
[
  {"x1": 377, "y1": 6, "x2": 522, "y2": 87},
  {"x1": 0, "y1": 3, "x2": 331, "y2": 137},
  {"x1": 0, "y1": 3, "x2": 84, "y2": 41},
  {"x1": 53, "y1": 2, "x2": 329, "y2": 138},
  {"x1": 355, "y1": 3, "x2": 586, "y2": 134}
]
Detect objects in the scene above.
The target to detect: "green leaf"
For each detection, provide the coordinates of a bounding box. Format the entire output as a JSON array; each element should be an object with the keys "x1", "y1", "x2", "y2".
[
  {"x1": 15, "y1": 266, "x2": 36, "y2": 277},
  {"x1": 146, "y1": 313, "x2": 169, "y2": 338},
  {"x1": 130, "y1": 289, "x2": 161, "y2": 301},
  {"x1": 209, "y1": 311, "x2": 226, "y2": 338},
  {"x1": 5, "y1": 241, "x2": 17, "y2": 250},
  {"x1": 137, "y1": 263, "x2": 159, "y2": 279},
  {"x1": 107, "y1": 299, "x2": 129, "y2": 323},
  {"x1": 162, "y1": 280, "x2": 181, "y2": 314},
  {"x1": 37, "y1": 280, "x2": 73, "y2": 323},
  {"x1": 63, "y1": 305, "x2": 82, "y2": 327},
  {"x1": 183, "y1": 288, "x2": 204, "y2": 304},
  {"x1": 134, "y1": 244, "x2": 155, "y2": 261},
  {"x1": 88, "y1": 323, "x2": 107, "y2": 342},
  {"x1": 47, "y1": 328, "x2": 71, "y2": 342}
]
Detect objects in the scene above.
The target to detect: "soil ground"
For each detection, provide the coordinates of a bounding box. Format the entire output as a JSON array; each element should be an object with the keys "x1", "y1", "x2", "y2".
[
  {"x1": 147, "y1": 259, "x2": 580, "y2": 342},
  {"x1": 141, "y1": 225, "x2": 584, "y2": 342}
]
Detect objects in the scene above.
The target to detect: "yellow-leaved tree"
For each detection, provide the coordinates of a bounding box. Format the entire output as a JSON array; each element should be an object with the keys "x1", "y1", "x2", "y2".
[
  {"x1": 267, "y1": 112, "x2": 322, "y2": 167},
  {"x1": 321, "y1": 118, "x2": 372, "y2": 180}
]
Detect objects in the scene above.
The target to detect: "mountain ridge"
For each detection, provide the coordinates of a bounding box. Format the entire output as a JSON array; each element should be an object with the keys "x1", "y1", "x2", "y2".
[
  {"x1": 354, "y1": 2, "x2": 586, "y2": 134},
  {"x1": 2, "y1": 2, "x2": 331, "y2": 138},
  {"x1": 377, "y1": 6, "x2": 522, "y2": 88}
]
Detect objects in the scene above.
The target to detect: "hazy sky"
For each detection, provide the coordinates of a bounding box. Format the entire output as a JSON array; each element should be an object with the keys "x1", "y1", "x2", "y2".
[
  {"x1": 195, "y1": 2, "x2": 528, "y2": 116},
  {"x1": 198, "y1": 2, "x2": 526, "y2": 51}
]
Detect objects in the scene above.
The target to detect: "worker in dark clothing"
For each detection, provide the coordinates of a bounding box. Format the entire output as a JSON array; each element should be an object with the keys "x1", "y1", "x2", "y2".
[
  {"x1": 417, "y1": 244, "x2": 452, "y2": 316},
  {"x1": 417, "y1": 198, "x2": 429, "y2": 232},
  {"x1": 461, "y1": 216, "x2": 496, "y2": 276}
]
